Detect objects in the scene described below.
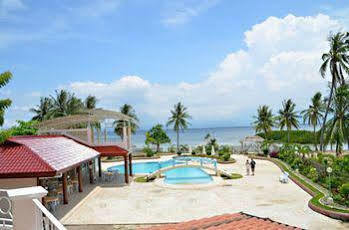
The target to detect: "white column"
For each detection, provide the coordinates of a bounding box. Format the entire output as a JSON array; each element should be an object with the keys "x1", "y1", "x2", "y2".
[
  {"x1": 7, "y1": 186, "x2": 48, "y2": 230},
  {"x1": 127, "y1": 120, "x2": 132, "y2": 151},
  {"x1": 122, "y1": 121, "x2": 127, "y2": 147}
]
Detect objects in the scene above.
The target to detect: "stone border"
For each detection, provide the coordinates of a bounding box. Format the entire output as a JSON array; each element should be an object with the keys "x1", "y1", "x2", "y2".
[
  {"x1": 153, "y1": 176, "x2": 229, "y2": 190},
  {"x1": 250, "y1": 156, "x2": 349, "y2": 221}
]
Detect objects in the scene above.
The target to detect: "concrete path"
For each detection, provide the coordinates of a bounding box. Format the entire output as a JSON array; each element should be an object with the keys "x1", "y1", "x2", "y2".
[{"x1": 62, "y1": 155, "x2": 349, "y2": 230}]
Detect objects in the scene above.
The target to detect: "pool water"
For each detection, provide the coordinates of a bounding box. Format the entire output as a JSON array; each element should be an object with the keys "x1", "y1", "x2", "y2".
[
  {"x1": 164, "y1": 167, "x2": 213, "y2": 184},
  {"x1": 107, "y1": 160, "x2": 213, "y2": 184}
]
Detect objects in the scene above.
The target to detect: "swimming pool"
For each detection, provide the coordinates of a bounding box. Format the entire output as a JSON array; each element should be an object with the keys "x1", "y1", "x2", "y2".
[{"x1": 107, "y1": 158, "x2": 214, "y2": 184}]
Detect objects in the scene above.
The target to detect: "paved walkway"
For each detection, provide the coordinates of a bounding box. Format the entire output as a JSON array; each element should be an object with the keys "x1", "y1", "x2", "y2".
[{"x1": 62, "y1": 155, "x2": 349, "y2": 230}]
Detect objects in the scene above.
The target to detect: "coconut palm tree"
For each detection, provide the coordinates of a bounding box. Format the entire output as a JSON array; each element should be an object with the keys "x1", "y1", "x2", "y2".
[
  {"x1": 277, "y1": 99, "x2": 300, "y2": 143},
  {"x1": 301, "y1": 92, "x2": 324, "y2": 150},
  {"x1": 253, "y1": 105, "x2": 274, "y2": 140},
  {"x1": 319, "y1": 32, "x2": 349, "y2": 151},
  {"x1": 0, "y1": 71, "x2": 12, "y2": 126},
  {"x1": 113, "y1": 104, "x2": 139, "y2": 139},
  {"x1": 49, "y1": 90, "x2": 83, "y2": 117},
  {"x1": 30, "y1": 97, "x2": 53, "y2": 121},
  {"x1": 324, "y1": 85, "x2": 349, "y2": 156},
  {"x1": 166, "y1": 102, "x2": 191, "y2": 153}
]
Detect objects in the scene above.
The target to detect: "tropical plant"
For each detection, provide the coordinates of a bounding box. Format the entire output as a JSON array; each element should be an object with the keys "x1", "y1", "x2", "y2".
[
  {"x1": 301, "y1": 92, "x2": 324, "y2": 150},
  {"x1": 324, "y1": 85, "x2": 349, "y2": 156},
  {"x1": 84, "y1": 95, "x2": 98, "y2": 109},
  {"x1": 145, "y1": 124, "x2": 171, "y2": 153},
  {"x1": 30, "y1": 97, "x2": 53, "y2": 121},
  {"x1": 319, "y1": 32, "x2": 349, "y2": 151},
  {"x1": 48, "y1": 90, "x2": 84, "y2": 117},
  {"x1": 253, "y1": 105, "x2": 274, "y2": 140},
  {"x1": 204, "y1": 133, "x2": 211, "y2": 143},
  {"x1": 0, "y1": 71, "x2": 12, "y2": 126},
  {"x1": 166, "y1": 102, "x2": 191, "y2": 153},
  {"x1": 277, "y1": 99, "x2": 300, "y2": 143},
  {"x1": 10, "y1": 120, "x2": 38, "y2": 136},
  {"x1": 113, "y1": 104, "x2": 139, "y2": 139}
]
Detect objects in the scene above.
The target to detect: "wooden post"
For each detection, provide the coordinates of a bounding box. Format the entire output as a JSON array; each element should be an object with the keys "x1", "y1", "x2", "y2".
[
  {"x1": 98, "y1": 156, "x2": 102, "y2": 178},
  {"x1": 89, "y1": 161, "x2": 94, "y2": 184},
  {"x1": 77, "y1": 166, "x2": 83, "y2": 193},
  {"x1": 124, "y1": 155, "x2": 129, "y2": 184},
  {"x1": 62, "y1": 172, "x2": 68, "y2": 204},
  {"x1": 129, "y1": 154, "x2": 133, "y2": 176}
]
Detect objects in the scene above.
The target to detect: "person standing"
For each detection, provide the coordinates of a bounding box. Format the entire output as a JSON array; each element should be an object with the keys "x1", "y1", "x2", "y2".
[
  {"x1": 245, "y1": 159, "x2": 250, "y2": 175},
  {"x1": 250, "y1": 158, "x2": 256, "y2": 176}
]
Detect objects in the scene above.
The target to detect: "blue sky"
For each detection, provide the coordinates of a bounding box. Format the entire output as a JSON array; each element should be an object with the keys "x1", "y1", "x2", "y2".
[{"x1": 1, "y1": 0, "x2": 349, "y2": 129}]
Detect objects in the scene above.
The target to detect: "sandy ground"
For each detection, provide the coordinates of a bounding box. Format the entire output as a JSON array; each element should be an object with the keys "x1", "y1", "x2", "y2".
[{"x1": 61, "y1": 155, "x2": 349, "y2": 230}]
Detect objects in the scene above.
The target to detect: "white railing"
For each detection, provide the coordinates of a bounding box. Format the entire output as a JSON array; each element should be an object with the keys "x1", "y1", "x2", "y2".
[
  {"x1": 0, "y1": 217, "x2": 12, "y2": 230},
  {"x1": 32, "y1": 199, "x2": 66, "y2": 230}
]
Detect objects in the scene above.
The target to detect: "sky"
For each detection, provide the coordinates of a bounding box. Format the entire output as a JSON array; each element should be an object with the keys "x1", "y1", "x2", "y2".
[{"x1": 1, "y1": 0, "x2": 349, "y2": 129}]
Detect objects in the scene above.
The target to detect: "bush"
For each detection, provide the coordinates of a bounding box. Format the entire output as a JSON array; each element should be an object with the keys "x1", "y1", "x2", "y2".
[
  {"x1": 221, "y1": 153, "x2": 231, "y2": 161},
  {"x1": 143, "y1": 146, "x2": 155, "y2": 157},
  {"x1": 257, "y1": 130, "x2": 318, "y2": 144},
  {"x1": 307, "y1": 167, "x2": 319, "y2": 182},
  {"x1": 339, "y1": 183, "x2": 349, "y2": 199},
  {"x1": 168, "y1": 145, "x2": 176, "y2": 153},
  {"x1": 177, "y1": 151, "x2": 182, "y2": 156},
  {"x1": 191, "y1": 150, "x2": 196, "y2": 155},
  {"x1": 218, "y1": 145, "x2": 232, "y2": 156}
]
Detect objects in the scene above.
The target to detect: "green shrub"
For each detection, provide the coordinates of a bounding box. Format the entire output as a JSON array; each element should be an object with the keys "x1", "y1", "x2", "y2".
[
  {"x1": 339, "y1": 183, "x2": 349, "y2": 199},
  {"x1": 168, "y1": 145, "x2": 176, "y2": 153},
  {"x1": 143, "y1": 146, "x2": 155, "y2": 157},
  {"x1": 221, "y1": 153, "x2": 231, "y2": 161},
  {"x1": 307, "y1": 167, "x2": 319, "y2": 182},
  {"x1": 218, "y1": 145, "x2": 232, "y2": 156},
  {"x1": 257, "y1": 130, "x2": 318, "y2": 144}
]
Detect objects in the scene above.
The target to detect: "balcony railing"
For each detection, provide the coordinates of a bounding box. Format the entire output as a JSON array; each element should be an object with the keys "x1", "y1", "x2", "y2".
[
  {"x1": 0, "y1": 217, "x2": 12, "y2": 230},
  {"x1": 32, "y1": 199, "x2": 66, "y2": 230}
]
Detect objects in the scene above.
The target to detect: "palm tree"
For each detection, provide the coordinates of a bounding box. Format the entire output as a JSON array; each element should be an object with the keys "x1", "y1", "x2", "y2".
[
  {"x1": 319, "y1": 32, "x2": 349, "y2": 151},
  {"x1": 0, "y1": 71, "x2": 12, "y2": 126},
  {"x1": 166, "y1": 102, "x2": 191, "y2": 153},
  {"x1": 324, "y1": 85, "x2": 349, "y2": 156},
  {"x1": 253, "y1": 105, "x2": 274, "y2": 140},
  {"x1": 49, "y1": 90, "x2": 83, "y2": 117},
  {"x1": 84, "y1": 95, "x2": 98, "y2": 109},
  {"x1": 113, "y1": 104, "x2": 139, "y2": 139},
  {"x1": 204, "y1": 133, "x2": 211, "y2": 143},
  {"x1": 277, "y1": 99, "x2": 300, "y2": 143},
  {"x1": 30, "y1": 97, "x2": 53, "y2": 121},
  {"x1": 301, "y1": 92, "x2": 324, "y2": 150}
]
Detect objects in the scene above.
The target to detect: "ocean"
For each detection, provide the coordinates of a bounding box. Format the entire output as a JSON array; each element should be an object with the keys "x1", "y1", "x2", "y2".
[{"x1": 99, "y1": 125, "x2": 313, "y2": 150}]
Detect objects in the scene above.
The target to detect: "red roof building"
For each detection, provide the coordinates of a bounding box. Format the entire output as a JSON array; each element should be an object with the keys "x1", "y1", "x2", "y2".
[
  {"x1": 143, "y1": 212, "x2": 302, "y2": 230},
  {"x1": 0, "y1": 135, "x2": 132, "y2": 204},
  {"x1": 0, "y1": 136, "x2": 100, "y2": 178}
]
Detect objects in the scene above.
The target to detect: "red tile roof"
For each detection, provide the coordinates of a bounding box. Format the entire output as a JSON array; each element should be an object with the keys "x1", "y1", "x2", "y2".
[
  {"x1": 0, "y1": 136, "x2": 100, "y2": 178},
  {"x1": 143, "y1": 212, "x2": 303, "y2": 230}
]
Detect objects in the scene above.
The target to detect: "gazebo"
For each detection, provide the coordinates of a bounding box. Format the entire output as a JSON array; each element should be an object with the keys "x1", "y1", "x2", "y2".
[
  {"x1": 36, "y1": 109, "x2": 135, "y2": 183},
  {"x1": 240, "y1": 136, "x2": 265, "y2": 153}
]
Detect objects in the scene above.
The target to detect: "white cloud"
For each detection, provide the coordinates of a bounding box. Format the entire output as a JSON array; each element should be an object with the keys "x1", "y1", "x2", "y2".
[
  {"x1": 162, "y1": 0, "x2": 219, "y2": 26},
  {"x1": 62, "y1": 14, "x2": 346, "y2": 126}
]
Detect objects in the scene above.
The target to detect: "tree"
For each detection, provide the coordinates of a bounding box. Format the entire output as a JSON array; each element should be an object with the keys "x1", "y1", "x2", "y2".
[
  {"x1": 253, "y1": 105, "x2": 274, "y2": 140},
  {"x1": 204, "y1": 133, "x2": 211, "y2": 143},
  {"x1": 324, "y1": 85, "x2": 349, "y2": 156},
  {"x1": 319, "y1": 32, "x2": 349, "y2": 151},
  {"x1": 10, "y1": 120, "x2": 38, "y2": 136},
  {"x1": 145, "y1": 124, "x2": 171, "y2": 152},
  {"x1": 0, "y1": 71, "x2": 12, "y2": 126},
  {"x1": 30, "y1": 97, "x2": 53, "y2": 121},
  {"x1": 49, "y1": 90, "x2": 83, "y2": 117},
  {"x1": 113, "y1": 104, "x2": 139, "y2": 139},
  {"x1": 84, "y1": 95, "x2": 98, "y2": 109},
  {"x1": 301, "y1": 92, "x2": 324, "y2": 150},
  {"x1": 166, "y1": 102, "x2": 191, "y2": 153},
  {"x1": 277, "y1": 99, "x2": 300, "y2": 143}
]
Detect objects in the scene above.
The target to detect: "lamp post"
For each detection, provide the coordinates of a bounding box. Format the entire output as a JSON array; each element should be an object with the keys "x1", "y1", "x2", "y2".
[{"x1": 327, "y1": 167, "x2": 332, "y2": 197}]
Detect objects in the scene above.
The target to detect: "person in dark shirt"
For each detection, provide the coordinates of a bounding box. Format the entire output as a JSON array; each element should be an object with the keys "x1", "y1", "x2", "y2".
[{"x1": 250, "y1": 158, "x2": 256, "y2": 176}]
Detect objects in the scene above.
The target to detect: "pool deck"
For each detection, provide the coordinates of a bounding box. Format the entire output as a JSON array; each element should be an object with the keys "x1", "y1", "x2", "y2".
[{"x1": 61, "y1": 155, "x2": 349, "y2": 230}]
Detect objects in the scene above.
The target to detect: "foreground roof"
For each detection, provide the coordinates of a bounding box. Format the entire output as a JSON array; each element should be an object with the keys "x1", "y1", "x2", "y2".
[
  {"x1": 0, "y1": 136, "x2": 100, "y2": 178},
  {"x1": 144, "y1": 212, "x2": 302, "y2": 230}
]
